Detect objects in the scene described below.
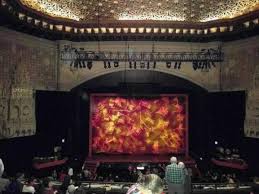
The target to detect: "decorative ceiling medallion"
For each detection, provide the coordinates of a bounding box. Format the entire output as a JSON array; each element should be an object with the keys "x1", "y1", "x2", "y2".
[{"x1": 19, "y1": 0, "x2": 259, "y2": 22}]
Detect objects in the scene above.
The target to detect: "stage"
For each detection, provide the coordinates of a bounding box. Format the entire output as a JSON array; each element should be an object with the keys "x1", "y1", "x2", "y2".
[
  {"x1": 84, "y1": 154, "x2": 200, "y2": 178},
  {"x1": 85, "y1": 154, "x2": 196, "y2": 165}
]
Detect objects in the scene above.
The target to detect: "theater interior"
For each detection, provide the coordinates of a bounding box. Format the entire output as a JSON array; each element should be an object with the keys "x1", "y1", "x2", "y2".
[{"x1": 1, "y1": 0, "x2": 259, "y2": 194}]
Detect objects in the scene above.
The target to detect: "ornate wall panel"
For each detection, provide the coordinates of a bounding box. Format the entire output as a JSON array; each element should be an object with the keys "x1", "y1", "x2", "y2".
[
  {"x1": 0, "y1": 89, "x2": 35, "y2": 139},
  {"x1": 0, "y1": 27, "x2": 57, "y2": 139},
  {"x1": 244, "y1": 47, "x2": 259, "y2": 138},
  {"x1": 221, "y1": 37, "x2": 259, "y2": 138}
]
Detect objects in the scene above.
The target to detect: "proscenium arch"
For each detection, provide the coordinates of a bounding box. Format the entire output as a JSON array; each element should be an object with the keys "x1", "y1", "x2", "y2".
[
  {"x1": 72, "y1": 70, "x2": 208, "y2": 93},
  {"x1": 71, "y1": 70, "x2": 209, "y2": 159}
]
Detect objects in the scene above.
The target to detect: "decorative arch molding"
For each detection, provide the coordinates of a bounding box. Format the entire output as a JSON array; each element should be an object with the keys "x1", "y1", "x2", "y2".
[
  {"x1": 75, "y1": 69, "x2": 207, "y2": 90},
  {"x1": 64, "y1": 68, "x2": 209, "y2": 93}
]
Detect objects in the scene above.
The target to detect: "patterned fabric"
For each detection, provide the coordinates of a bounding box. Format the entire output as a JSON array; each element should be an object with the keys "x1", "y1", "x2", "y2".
[{"x1": 165, "y1": 163, "x2": 184, "y2": 184}]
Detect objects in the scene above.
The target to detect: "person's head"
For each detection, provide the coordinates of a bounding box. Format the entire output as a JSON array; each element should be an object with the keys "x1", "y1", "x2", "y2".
[
  {"x1": 61, "y1": 175, "x2": 71, "y2": 190},
  {"x1": 170, "y1": 156, "x2": 177, "y2": 164},
  {"x1": 138, "y1": 170, "x2": 143, "y2": 175},
  {"x1": 15, "y1": 172, "x2": 24, "y2": 180},
  {"x1": 178, "y1": 162, "x2": 185, "y2": 168},
  {"x1": 27, "y1": 177, "x2": 36, "y2": 186},
  {"x1": 42, "y1": 177, "x2": 51, "y2": 188},
  {"x1": 67, "y1": 184, "x2": 76, "y2": 194},
  {"x1": 141, "y1": 174, "x2": 164, "y2": 194}
]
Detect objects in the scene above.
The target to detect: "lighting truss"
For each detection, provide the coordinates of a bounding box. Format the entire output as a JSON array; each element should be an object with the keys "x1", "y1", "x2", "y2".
[{"x1": 60, "y1": 47, "x2": 224, "y2": 63}]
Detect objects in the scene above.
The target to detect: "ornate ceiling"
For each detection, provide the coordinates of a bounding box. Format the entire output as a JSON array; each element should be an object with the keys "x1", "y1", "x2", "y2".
[{"x1": 19, "y1": 0, "x2": 259, "y2": 23}]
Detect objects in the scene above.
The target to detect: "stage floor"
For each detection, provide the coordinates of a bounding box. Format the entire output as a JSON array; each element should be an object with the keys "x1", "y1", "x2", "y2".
[
  {"x1": 84, "y1": 154, "x2": 200, "y2": 177},
  {"x1": 85, "y1": 154, "x2": 196, "y2": 165}
]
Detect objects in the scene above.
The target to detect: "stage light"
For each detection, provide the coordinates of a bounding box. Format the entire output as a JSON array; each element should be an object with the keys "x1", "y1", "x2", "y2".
[
  {"x1": 62, "y1": 139, "x2": 65, "y2": 143},
  {"x1": 114, "y1": 61, "x2": 119, "y2": 67},
  {"x1": 174, "y1": 61, "x2": 181, "y2": 69},
  {"x1": 166, "y1": 61, "x2": 181, "y2": 69},
  {"x1": 18, "y1": 13, "x2": 25, "y2": 20},
  {"x1": 137, "y1": 166, "x2": 145, "y2": 170},
  {"x1": 215, "y1": 141, "x2": 218, "y2": 145},
  {"x1": 104, "y1": 61, "x2": 110, "y2": 69},
  {"x1": 166, "y1": 61, "x2": 171, "y2": 68},
  {"x1": 35, "y1": 19, "x2": 40, "y2": 26},
  {"x1": 200, "y1": 157, "x2": 203, "y2": 160},
  {"x1": 129, "y1": 61, "x2": 137, "y2": 69},
  {"x1": 81, "y1": 92, "x2": 88, "y2": 101},
  {"x1": 87, "y1": 61, "x2": 93, "y2": 70},
  {"x1": 42, "y1": 22, "x2": 48, "y2": 29}
]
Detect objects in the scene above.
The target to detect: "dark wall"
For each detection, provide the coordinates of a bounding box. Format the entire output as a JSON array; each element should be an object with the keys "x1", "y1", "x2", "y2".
[
  {"x1": 35, "y1": 91, "x2": 75, "y2": 156},
  {"x1": 0, "y1": 136, "x2": 37, "y2": 175},
  {"x1": 0, "y1": 91, "x2": 75, "y2": 175},
  {"x1": 207, "y1": 91, "x2": 246, "y2": 148}
]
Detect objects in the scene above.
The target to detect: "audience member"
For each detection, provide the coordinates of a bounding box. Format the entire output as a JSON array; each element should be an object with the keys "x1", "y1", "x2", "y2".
[
  {"x1": 5, "y1": 173, "x2": 24, "y2": 193},
  {"x1": 82, "y1": 167, "x2": 92, "y2": 181},
  {"x1": 165, "y1": 157, "x2": 184, "y2": 194},
  {"x1": 127, "y1": 174, "x2": 164, "y2": 194},
  {"x1": 40, "y1": 177, "x2": 56, "y2": 194},
  {"x1": 0, "y1": 175, "x2": 10, "y2": 193},
  {"x1": 0, "y1": 158, "x2": 4, "y2": 178},
  {"x1": 22, "y1": 177, "x2": 36, "y2": 194},
  {"x1": 227, "y1": 174, "x2": 235, "y2": 184},
  {"x1": 179, "y1": 162, "x2": 190, "y2": 194},
  {"x1": 59, "y1": 168, "x2": 67, "y2": 182},
  {"x1": 67, "y1": 184, "x2": 76, "y2": 194},
  {"x1": 137, "y1": 170, "x2": 144, "y2": 182},
  {"x1": 68, "y1": 167, "x2": 74, "y2": 177},
  {"x1": 60, "y1": 176, "x2": 71, "y2": 194}
]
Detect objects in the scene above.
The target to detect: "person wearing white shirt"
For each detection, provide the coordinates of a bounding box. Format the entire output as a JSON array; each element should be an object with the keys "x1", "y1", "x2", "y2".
[
  {"x1": 0, "y1": 158, "x2": 4, "y2": 177},
  {"x1": 68, "y1": 167, "x2": 73, "y2": 177},
  {"x1": 22, "y1": 178, "x2": 36, "y2": 194}
]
